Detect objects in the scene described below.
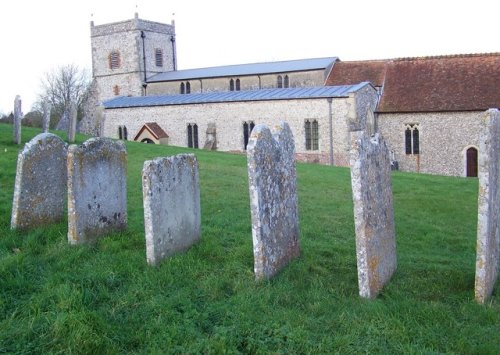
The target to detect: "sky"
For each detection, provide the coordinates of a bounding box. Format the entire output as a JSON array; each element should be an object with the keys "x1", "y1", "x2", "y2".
[{"x1": 0, "y1": 0, "x2": 498, "y2": 114}]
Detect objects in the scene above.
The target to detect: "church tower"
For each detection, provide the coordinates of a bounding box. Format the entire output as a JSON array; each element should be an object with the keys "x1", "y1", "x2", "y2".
[{"x1": 90, "y1": 13, "x2": 176, "y2": 103}]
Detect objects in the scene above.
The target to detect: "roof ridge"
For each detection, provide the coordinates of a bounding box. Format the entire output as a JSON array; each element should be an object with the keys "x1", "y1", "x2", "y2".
[{"x1": 393, "y1": 52, "x2": 500, "y2": 62}]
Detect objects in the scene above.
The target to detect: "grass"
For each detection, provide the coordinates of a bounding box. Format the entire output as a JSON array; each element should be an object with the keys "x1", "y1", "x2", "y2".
[{"x1": 0, "y1": 124, "x2": 498, "y2": 353}]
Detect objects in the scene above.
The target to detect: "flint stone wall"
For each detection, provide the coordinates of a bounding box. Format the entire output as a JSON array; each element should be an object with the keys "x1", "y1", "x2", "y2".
[
  {"x1": 247, "y1": 121, "x2": 300, "y2": 280},
  {"x1": 11, "y1": 133, "x2": 68, "y2": 230},
  {"x1": 475, "y1": 109, "x2": 500, "y2": 304},
  {"x1": 67, "y1": 138, "x2": 127, "y2": 244},
  {"x1": 142, "y1": 154, "x2": 201, "y2": 266},
  {"x1": 350, "y1": 131, "x2": 397, "y2": 298}
]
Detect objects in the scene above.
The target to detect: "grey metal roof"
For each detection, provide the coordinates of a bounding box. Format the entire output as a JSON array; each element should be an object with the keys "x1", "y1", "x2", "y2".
[
  {"x1": 104, "y1": 83, "x2": 369, "y2": 109},
  {"x1": 147, "y1": 57, "x2": 337, "y2": 82}
]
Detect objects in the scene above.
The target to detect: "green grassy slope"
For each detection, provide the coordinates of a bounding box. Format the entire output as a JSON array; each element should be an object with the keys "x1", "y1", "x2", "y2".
[{"x1": 0, "y1": 124, "x2": 498, "y2": 353}]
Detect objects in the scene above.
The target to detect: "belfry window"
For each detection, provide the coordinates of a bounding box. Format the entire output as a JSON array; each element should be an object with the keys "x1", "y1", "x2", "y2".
[
  {"x1": 155, "y1": 48, "x2": 163, "y2": 67},
  {"x1": 305, "y1": 119, "x2": 319, "y2": 150},
  {"x1": 243, "y1": 121, "x2": 256, "y2": 150},
  {"x1": 109, "y1": 51, "x2": 120, "y2": 69},
  {"x1": 187, "y1": 123, "x2": 199, "y2": 148},
  {"x1": 405, "y1": 124, "x2": 420, "y2": 155}
]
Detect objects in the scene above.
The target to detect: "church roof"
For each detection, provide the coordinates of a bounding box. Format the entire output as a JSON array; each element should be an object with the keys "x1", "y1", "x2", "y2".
[
  {"x1": 147, "y1": 57, "x2": 337, "y2": 82},
  {"x1": 327, "y1": 53, "x2": 500, "y2": 113},
  {"x1": 326, "y1": 60, "x2": 387, "y2": 87},
  {"x1": 378, "y1": 54, "x2": 500, "y2": 113},
  {"x1": 104, "y1": 84, "x2": 368, "y2": 109}
]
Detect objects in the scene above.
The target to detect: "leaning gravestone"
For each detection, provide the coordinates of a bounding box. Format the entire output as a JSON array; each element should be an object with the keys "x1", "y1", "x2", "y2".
[
  {"x1": 13, "y1": 95, "x2": 22, "y2": 144},
  {"x1": 350, "y1": 131, "x2": 397, "y2": 298},
  {"x1": 247, "y1": 121, "x2": 300, "y2": 280},
  {"x1": 142, "y1": 154, "x2": 201, "y2": 266},
  {"x1": 67, "y1": 138, "x2": 127, "y2": 245},
  {"x1": 68, "y1": 102, "x2": 77, "y2": 143},
  {"x1": 11, "y1": 133, "x2": 68, "y2": 230},
  {"x1": 475, "y1": 108, "x2": 500, "y2": 304},
  {"x1": 42, "y1": 102, "x2": 51, "y2": 133}
]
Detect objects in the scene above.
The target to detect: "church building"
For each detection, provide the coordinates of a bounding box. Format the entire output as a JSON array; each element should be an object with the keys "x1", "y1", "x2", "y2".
[{"x1": 91, "y1": 14, "x2": 500, "y2": 177}]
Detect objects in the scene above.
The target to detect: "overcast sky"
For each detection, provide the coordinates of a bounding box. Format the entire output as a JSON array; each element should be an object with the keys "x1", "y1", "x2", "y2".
[{"x1": 0, "y1": 0, "x2": 498, "y2": 114}]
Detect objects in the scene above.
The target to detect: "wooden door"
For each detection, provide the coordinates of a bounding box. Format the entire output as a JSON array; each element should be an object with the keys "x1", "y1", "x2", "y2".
[{"x1": 466, "y1": 147, "x2": 478, "y2": 177}]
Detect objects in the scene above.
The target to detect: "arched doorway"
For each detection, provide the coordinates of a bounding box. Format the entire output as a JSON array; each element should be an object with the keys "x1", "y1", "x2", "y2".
[
  {"x1": 141, "y1": 138, "x2": 155, "y2": 144},
  {"x1": 466, "y1": 147, "x2": 478, "y2": 177}
]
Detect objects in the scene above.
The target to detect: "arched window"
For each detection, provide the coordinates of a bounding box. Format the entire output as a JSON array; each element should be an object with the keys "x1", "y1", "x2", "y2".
[
  {"x1": 229, "y1": 79, "x2": 235, "y2": 91},
  {"x1": 113, "y1": 85, "x2": 120, "y2": 96},
  {"x1": 118, "y1": 125, "x2": 128, "y2": 140},
  {"x1": 284, "y1": 75, "x2": 290, "y2": 88},
  {"x1": 277, "y1": 75, "x2": 283, "y2": 88},
  {"x1": 305, "y1": 120, "x2": 319, "y2": 150},
  {"x1": 187, "y1": 123, "x2": 199, "y2": 148},
  {"x1": 180, "y1": 82, "x2": 185, "y2": 94},
  {"x1": 109, "y1": 51, "x2": 120, "y2": 69},
  {"x1": 243, "y1": 121, "x2": 255, "y2": 150},
  {"x1": 186, "y1": 81, "x2": 191, "y2": 94},
  {"x1": 155, "y1": 48, "x2": 163, "y2": 67},
  {"x1": 405, "y1": 124, "x2": 420, "y2": 155},
  {"x1": 235, "y1": 79, "x2": 240, "y2": 91}
]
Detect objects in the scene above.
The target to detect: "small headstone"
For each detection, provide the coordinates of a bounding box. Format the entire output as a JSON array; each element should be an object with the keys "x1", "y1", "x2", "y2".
[
  {"x1": 142, "y1": 154, "x2": 201, "y2": 266},
  {"x1": 350, "y1": 131, "x2": 397, "y2": 298},
  {"x1": 475, "y1": 109, "x2": 500, "y2": 304},
  {"x1": 67, "y1": 138, "x2": 127, "y2": 245},
  {"x1": 11, "y1": 133, "x2": 68, "y2": 230},
  {"x1": 13, "y1": 95, "x2": 22, "y2": 144},
  {"x1": 203, "y1": 122, "x2": 217, "y2": 150},
  {"x1": 42, "y1": 102, "x2": 51, "y2": 133},
  {"x1": 247, "y1": 122, "x2": 300, "y2": 280},
  {"x1": 68, "y1": 102, "x2": 77, "y2": 143}
]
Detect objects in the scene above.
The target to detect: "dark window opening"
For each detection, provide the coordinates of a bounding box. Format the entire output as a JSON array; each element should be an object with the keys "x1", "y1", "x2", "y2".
[
  {"x1": 277, "y1": 75, "x2": 283, "y2": 88},
  {"x1": 155, "y1": 48, "x2": 163, "y2": 67},
  {"x1": 405, "y1": 124, "x2": 420, "y2": 155},
  {"x1": 230, "y1": 79, "x2": 234, "y2": 91},
  {"x1": 284, "y1": 75, "x2": 289, "y2": 88},
  {"x1": 243, "y1": 121, "x2": 255, "y2": 150},
  {"x1": 187, "y1": 124, "x2": 199, "y2": 148},
  {"x1": 180, "y1": 82, "x2": 185, "y2": 94},
  {"x1": 235, "y1": 79, "x2": 240, "y2": 91},
  {"x1": 118, "y1": 125, "x2": 127, "y2": 140},
  {"x1": 305, "y1": 120, "x2": 319, "y2": 151},
  {"x1": 109, "y1": 51, "x2": 120, "y2": 69},
  {"x1": 186, "y1": 81, "x2": 191, "y2": 94}
]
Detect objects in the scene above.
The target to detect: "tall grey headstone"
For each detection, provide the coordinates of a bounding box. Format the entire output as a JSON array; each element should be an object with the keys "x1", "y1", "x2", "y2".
[
  {"x1": 11, "y1": 133, "x2": 68, "y2": 230},
  {"x1": 68, "y1": 102, "x2": 77, "y2": 143},
  {"x1": 350, "y1": 131, "x2": 397, "y2": 298},
  {"x1": 475, "y1": 109, "x2": 500, "y2": 304},
  {"x1": 142, "y1": 154, "x2": 201, "y2": 266},
  {"x1": 247, "y1": 122, "x2": 300, "y2": 280},
  {"x1": 42, "y1": 102, "x2": 51, "y2": 133},
  {"x1": 13, "y1": 95, "x2": 22, "y2": 144},
  {"x1": 67, "y1": 138, "x2": 127, "y2": 245}
]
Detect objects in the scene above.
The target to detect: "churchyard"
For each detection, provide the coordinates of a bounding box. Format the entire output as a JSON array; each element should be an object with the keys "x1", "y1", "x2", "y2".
[{"x1": 0, "y1": 124, "x2": 498, "y2": 353}]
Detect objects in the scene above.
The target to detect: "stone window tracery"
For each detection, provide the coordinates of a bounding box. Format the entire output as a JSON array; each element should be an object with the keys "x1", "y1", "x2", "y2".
[
  {"x1": 305, "y1": 119, "x2": 319, "y2": 150},
  {"x1": 405, "y1": 124, "x2": 420, "y2": 155},
  {"x1": 187, "y1": 123, "x2": 199, "y2": 148}
]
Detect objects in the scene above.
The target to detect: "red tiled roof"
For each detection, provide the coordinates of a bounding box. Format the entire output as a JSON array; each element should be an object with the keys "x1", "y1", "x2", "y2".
[
  {"x1": 379, "y1": 54, "x2": 500, "y2": 113},
  {"x1": 326, "y1": 53, "x2": 500, "y2": 113},
  {"x1": 326, "y1": 60, "x2": 387, "y2": 87},
  {"x1": 133, "y1": 122, "x2": 168, "y2": 141}
]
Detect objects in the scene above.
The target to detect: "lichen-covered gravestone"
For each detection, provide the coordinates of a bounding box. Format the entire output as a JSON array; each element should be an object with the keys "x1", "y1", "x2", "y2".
[
  {"x1": 11, "y1": 133, "x2": 68, "y2": 230},
  {"x1": 142, "y1": 154, "x2": 201, "y2": 266},
  {"x1": 67, "y1": 138, "x2": 127, "y2": 245},
  {"x1": 350, "y1": 131, "x2": 397, "y2": 298},
  {"x1": 68, "y1": 102, "x2": 77, "y2": 143},
  {"x1": 247, "y1": 121, "x2": 300, "y2": 280},
  {"x1": 13, "y1": 95, "x2": 22, "y2": 144},
  {"x1": 475, "y1": 109, "x2": 500, "y2": 304}
]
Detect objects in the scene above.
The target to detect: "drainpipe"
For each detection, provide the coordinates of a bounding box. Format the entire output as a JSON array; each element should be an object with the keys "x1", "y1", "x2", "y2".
[
  {"x1": 327, "y1": 98, "x2": 334, "y2": 166},
  {"x1": 141, "y1": 31, "x2": 147, "y2": 83}
]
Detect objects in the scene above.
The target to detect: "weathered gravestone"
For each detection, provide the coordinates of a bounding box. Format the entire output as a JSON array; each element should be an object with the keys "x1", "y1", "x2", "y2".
[
  {"x1": 67, "y1": 138, "x2": 127, "y2": 245},
  {"x1": 11, "y1": 133, "x2": 68, "y2": 230},
  {"x1": 475, "y1": 108, "x2": 500, "y2": 304},
  {"x1": 350, "y1": 131, "x2": 397, "y2": 298},
  {"x1": 68, "y1": 102, "x2": 77, "y2": 143},
  {"x1": 247, "y1": 121, "x2": 300, "y2": 280},
  {"x1": 13, "y1": 95, "x2": 22, "y2": 144},
  {"x1": 142, "y1": 154, "x2": 201, "y2": 266},
  {"x1": 42, "y1": 102, "x2": 51, "y2": 133}
]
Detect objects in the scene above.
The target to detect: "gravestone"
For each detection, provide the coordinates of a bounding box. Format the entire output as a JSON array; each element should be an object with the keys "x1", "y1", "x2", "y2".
[
  {"x1": 42, "y1": 102, "x2": 51, "y2": 133},
  {"x1": 350, "y1": 131, "x2": 397, "y2": 298},
  {"x1": 475, "y1": 109, "x2": 500, "y2": 304},
  {"x1": 247, "y1": 121, "x2": 300, "y2": 280},
  {"x1": 68, "y1": 102, "x2": 77, "y2": 143},
  {"x1": 142, "y1": 154, "x2": 201, "y2": 266},
  {"x1": 67, "y1": 138, "x2": 127, "y2": 245},
  {"x1": 13, "y1": 95, "x2": 22, "y2": 144},
  {"x1": 11, "y1": 133, "x2": 68, "y2": 230},
  {"x1": 203, "y1": 122, "x2": 217, "y2": 150}
]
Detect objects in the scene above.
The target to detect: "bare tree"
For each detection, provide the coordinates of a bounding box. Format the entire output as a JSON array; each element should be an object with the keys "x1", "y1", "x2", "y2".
[{"x1": 37, "y1": 64, "x2": 91, "y2": 128}]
